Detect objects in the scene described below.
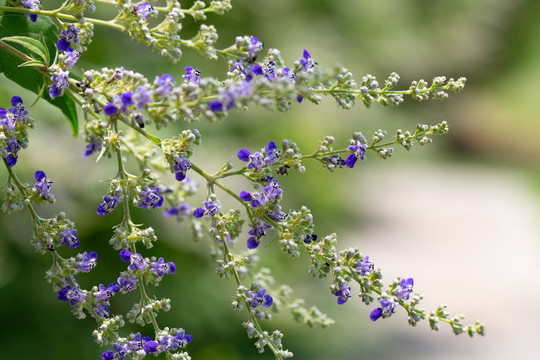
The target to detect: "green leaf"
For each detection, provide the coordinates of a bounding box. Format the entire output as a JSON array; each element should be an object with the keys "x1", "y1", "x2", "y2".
[
  {"x1": 0, "y1": 8, "x2": 79, "y2": 137},
  {"x1": 18, "y1": 59, "x2": 46, "y2": 68},
  {"x1": 2, "y1": 35, "x2": 49, "y2": 63}
]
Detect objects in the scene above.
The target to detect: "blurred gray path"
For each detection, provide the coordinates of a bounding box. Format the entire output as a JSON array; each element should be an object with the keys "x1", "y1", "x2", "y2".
[{"x1": 345, "y1": 163, "x2": 540, "y2": 359}]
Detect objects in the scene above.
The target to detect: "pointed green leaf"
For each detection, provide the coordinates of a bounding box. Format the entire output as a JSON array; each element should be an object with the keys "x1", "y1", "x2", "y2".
[
  {"x1": 2, "y1": 35, "x2": 49, "y2": 63},
  {"x1": 18, "y1": 59, "x2": 46, "y2": 68}
]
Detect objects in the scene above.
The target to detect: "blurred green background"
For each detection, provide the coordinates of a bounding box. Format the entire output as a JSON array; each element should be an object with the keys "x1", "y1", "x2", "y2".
[{"x1": 1, "y1": 0, "x2": 540, "y2": 359}]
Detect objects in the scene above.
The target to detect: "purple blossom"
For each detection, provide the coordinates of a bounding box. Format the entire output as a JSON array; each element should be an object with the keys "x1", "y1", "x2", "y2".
[
  {"x1": 103, "y1": 102, "x2": 118, "y2": 116},
  {"x1": 345, "y1": 138, "x2": 367, "y2": 168},
  {"x1": 370, "y1": 298, "x2": 397, "y2": 322},
  {"x1": 117, "y1": 276, "x2": 138, "y2": 293},
  {"x1": 263, "y1": 141, "x2": 280, "y2": 166},
  {"x1": 154, "y1": 74, "x2": 175, "y2": 98},
  {"x1": 0, "y1": 96, "x2": 28, "y2": 134},
  {"x1": 247, "y1": 222, "x2": 271, "y2": 249},
  {"x1": 135, "y1": 86, "x2": 153, "y2": 109},
  {"x1": 22, "y1": 0, "x2": 39, "y2": 22},
  {"x1": 208, "y1": 82, "x2": 252, "y2": 112},
  {"x1": 33, "y1": 170, "x2": 52, "y2": 197},
  {"x1": 102, "y1": 344, "x2": 129, "y2": 360},
  {"x1": 119, "y1": 92, "x2": 135, "y2": 113},
  {"x1": 56, "y1": 25, "x2": 80, "y2": 52},
  {"x1": 93, "y1": 283, "x2": 120, "y2": 301},
  {"x1": 97, "y1": 192, "x2": 123, "y2": 216},
  {"x1": 173, "y1": 154, "x2": 191, "y2": 181},
  {"x1": 163, "y1": 203, "x2": 191, "y2": 220},
  {"x1": 134, "y1": 2, "x2": 153, "y2": 20},
  {"x1": 268, "y1": 211, "x2": 287, "y2": 222},
  {"x1": 93, "y1": 302, "x2": 110, "y2": 319},
  {"x1": 149, "y1": 257, "x2": 176, "y2": 277},
  {"x1": 298, "y1": 49, "x2": 317, "y2": 72},
  {"x1": 138, "y1": 186, "x2": 164, "y2": 209},
  {"x1": 261, "y1": 180, "x2": 282, "y2": 202},
  {"x1": 82, "y1": 137, "x2": 102, "y2": 157},
  {"x1": 75, "y1": 252, "x2": 98, "y2": 273},
  {"x1": 127, "y1": 333, "x2": 158, "y2": 354},
  {"x1": 120, "y1": 249, "x2": 148, "y2": 272},
  {"x1": 356, "y1": 256, "x2": 374, "y2": 276},
  {"x1": 193, "y1": 200, "x2": 220, "y2": 218},
  {"x1": 4, "y1": 137, "x2": 20, "y2": 167},
  {"x1": 394, "y1": 277, "x2": 414, "y2": 300},
  {"x1": 49, "y1": 69, "x2": 70, "y2": 99},
  {"x1": 247, "y1": 36, "x2": 263, "y2": 56},
  {"x1": 333, "y1": 282, "x2": 351, "y2": 305},
  {"x1": 58, "y1": 284, "x2": 86, "y2": 306},
  {"x1": 60, "y1": 228, "x2": 79, "y2": 248},
  {"x1": 63, "y1": 49, "x2": 81, "y2": 68},
  {"x1": 246, "y1": 288, "x2": 273, "y2": 308},
  {"x1": 183, "y1": 66, "x2": 201, "y2": 83},
  {"x1": 264, "y1": 61, "x2": 277, "y2": 81},
  {"x1": 171, "y1": 330, "x2": 193, "y2": 350},
  {"x1": 238, "y1": 150, "x2": 265, "y2": 172}
]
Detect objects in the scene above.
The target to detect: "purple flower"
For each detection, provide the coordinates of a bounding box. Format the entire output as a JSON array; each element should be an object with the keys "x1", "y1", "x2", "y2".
[
  {"x1": 127, "y1": 333, "x2": 158, "y2": 354},
  {"x1": 120, "y1": 249, "x2": 148, "y2": 272},
  {"x1": 134, "y1": 2, "x2": 154, "y2": 20},
  {"x1": 263, "y1": 141, "x2": 280, "y2": 166},
  {"x1": 370, "y1": 298, "x2": 397, "y2": 322},
  {"x1": 82, "y1": 137, "x2": 102, "y2": 157},
  {"x1": 117, "y1": 276, "x2": 138, "y2": 293},
  {"x1": 298, "y1": 49, "x2": 317, "y2": 72},
  {"x1": 356, "y1": 256, "x2": 374, "y2": 276},
  {"x1": 247, "y1": 222, "x2": 272, "y2": 249},
  {"x1": 247, "y1": 36, "x2": 263, "y2": 56},
  {"x1": 150, "y1": 258, "x2": 176, "y2": 277},
  {"x1": 1, "y1": 96, "x2": 28, "y2": 134},
  {"x1": 97, "y1": 192, "x2": 123, "y2": 216},
  {"x1": 102, "y1": 344, "x2": 129, "y2": 360},
  {"x1": 60, "y1": 228, "x2": 79, "y2": 248},
  {"x1": 103, "y1": 102, "x2": 118, "y2": 116},
  {"x1": 56, "y1": 25, "x2": 80, "y2": 52},
  {"x1": 246, "y1": 288, "x2": 273, "y2": 308},
  {"x1": 33, "y1": 170, "x2": 53, "y2": 197},
  {"x1": 173, "y1": 154, "x2": 191, "y2": 181},
  {"x1": 63, "y1": 49, "x2": 81, "y2": 68},
  {"x1": 345, "y1": 138, "x2": 367, "y2": 168},
  {"x1": 93, "y1": 303, "x2": 110, "y2": 319},
  {"x1": 163, "y1": 203, "x2": 191, "y2": 220},
  {"x1": 334, "y1": 282, "x2": 351, "y2": 305},
  {"x1": 183, "y1": 66, "x2": 201, "y2": 83},
  {"x1": 237, "y1": 149, "x2": 265, "y2": 172},
  {"x1": 193, "y1": 200, "x2": 220, "y2": 218},
  {"x1": 394, "y1": 277, "x2": 414, "y2": 300},
  {"x1": 261, "y1": 180, "x2": 282, "y2": 202},
  {"x1": 49, "y1": 69, "x2": 70, "y2": 99},
  {"x1": 135, "y1": 86, "x2": 153, "y2": 109},
  {"x1": 208, "y1": 82, "x2": 253, "y2": 112},
  {"x1": 58, "y1": 284, "x2": 86, "y2": 306},
  {"x1": 4, "y1": 137, "x2": 20, "y2": 167},
  {"x1": 93, "y1": 283, "x2": 120, "y2": 301},
  {"x1": 138, "y1": 186, "x2": 164, "y2": 209},
  {"x1": 22, "y1": 0, "x2": 39, "y2": 22},
  {"x1": 154, "y1": 74, "x2": 175, "y2": 98},
  {"x1": 119, "y1": 92, "x2": 135, "y2": 113},
  {"x1": 171, "y1": 330, "x2": 193, "y2": 350},
  {"x1": 75, "y1": 252, "x2": 98, "y2": 273}
]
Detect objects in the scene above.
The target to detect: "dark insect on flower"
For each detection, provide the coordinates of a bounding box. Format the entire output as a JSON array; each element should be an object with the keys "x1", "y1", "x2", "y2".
[{"x1": 276, "y1": 164, "x2": 290, "y2": 175}]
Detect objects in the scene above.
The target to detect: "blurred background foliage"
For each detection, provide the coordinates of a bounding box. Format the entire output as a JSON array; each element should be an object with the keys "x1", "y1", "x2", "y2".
[{"x1": 1, "y1": 0, "x2": 539, "y2": 359}]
